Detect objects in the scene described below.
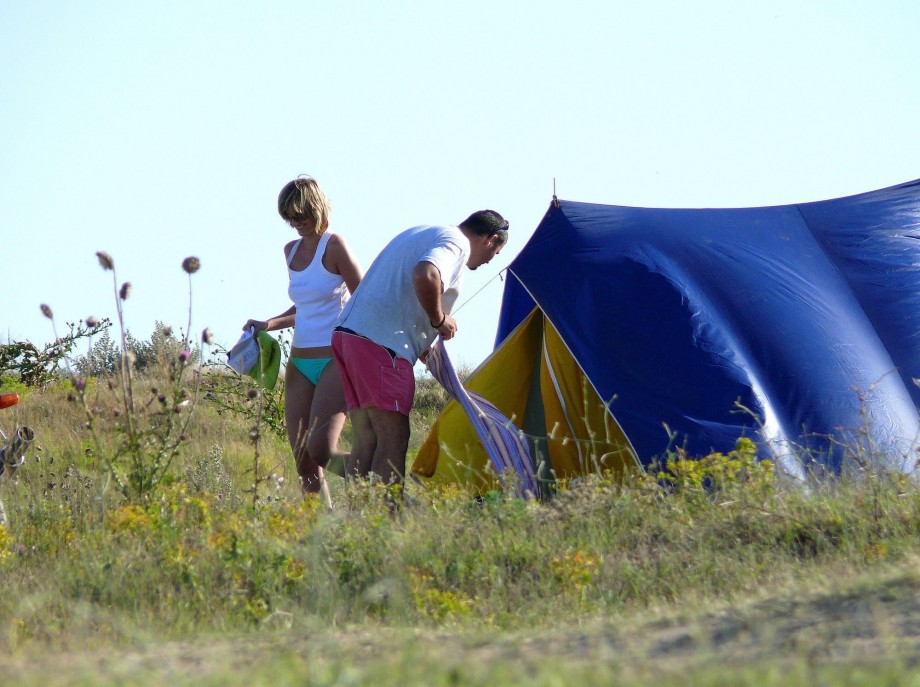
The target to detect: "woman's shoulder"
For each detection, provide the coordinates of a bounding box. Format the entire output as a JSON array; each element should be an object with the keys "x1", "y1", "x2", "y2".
[
  {"x1": 323, "y1": 232, "x2": 351, "y2": 252},
  {"x1": 321, "y1": 231, "x2": 360, "y2": 274},
  {"x1": 283, "y1": 238, "x2": 300, "y2": 257}
]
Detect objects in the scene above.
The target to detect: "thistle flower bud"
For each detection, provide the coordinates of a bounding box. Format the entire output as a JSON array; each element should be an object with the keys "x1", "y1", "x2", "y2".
[
  {"x1": 182, "y1": 256, "x2": 201, "y2": 274},
  {"x1": 202, "y1": 328, "x2": 215, "y2": 345},
  {"x1": 72, "y1": 377, "x2": 86, "y2": 392},
  {"x1": 162, "y1": 325, "x2": 173, "y2": 337},
  {"x1": 40, "y1": 304, "x2": 53, "y2": 319},
  {"x1": 179, "y1": 350, "x2": 191, "y2": 363},
  {"x1": 86, "y1": 315, "x2": 99, "y2": 328},
  {"x1": 119, "y1": 282, "x2": 132, "y2": 300},
  {"x1": 96, "y1": 251, "x2": 114, "y2": 270}
]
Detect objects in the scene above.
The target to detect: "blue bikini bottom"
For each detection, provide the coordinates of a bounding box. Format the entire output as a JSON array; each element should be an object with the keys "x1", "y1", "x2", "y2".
[{"x1": 289, "y1": 357, "x2": 333, "y2": 385}]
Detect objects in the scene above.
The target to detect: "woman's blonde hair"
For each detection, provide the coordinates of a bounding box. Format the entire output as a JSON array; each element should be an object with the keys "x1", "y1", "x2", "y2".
[{"x1": 277, "y1": 175, "x2": 330, "y2": 234}]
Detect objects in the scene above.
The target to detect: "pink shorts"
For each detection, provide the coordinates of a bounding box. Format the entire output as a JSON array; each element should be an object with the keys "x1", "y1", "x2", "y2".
[{"x1": 331, "y1": 329, "x2": 415, "y2": 416}]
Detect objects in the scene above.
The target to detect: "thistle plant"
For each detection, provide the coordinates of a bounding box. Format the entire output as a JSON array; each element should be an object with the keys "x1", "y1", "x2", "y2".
[
  {"x1": 202, "y1": 335, "x2": 289, "y2": 441},
  {"x1": 1, "y1": 318, "x2": 103, "y2": 388},
  {"x1": 243, "y1": 386, "x2": 271, "y2": 509},
  {"x1": 41, "y1": 253, "x2": 211, "y2": 502},
  {"x1": 201, "y1": 334, "x2": 291, "y2": 509}
]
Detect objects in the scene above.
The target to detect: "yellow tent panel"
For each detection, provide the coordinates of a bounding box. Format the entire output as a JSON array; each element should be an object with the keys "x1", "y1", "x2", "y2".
[
  {"x1": 539, "y1": 320, "x2": 638, "y2": 480},
  {"x1": 411, "y1": 308, "x2": 639, "y2": 492},
  {"x1": 412, "y1": 309, "x2": 542, "y2": 491}
]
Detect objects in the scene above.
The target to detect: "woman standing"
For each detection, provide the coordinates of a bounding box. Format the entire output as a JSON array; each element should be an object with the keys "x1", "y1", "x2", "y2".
[{"x1": 244, "y1": 176, "x2": 362, "y2": 496}]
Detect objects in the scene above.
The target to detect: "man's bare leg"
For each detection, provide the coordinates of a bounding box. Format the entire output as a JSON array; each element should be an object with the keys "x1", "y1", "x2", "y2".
[
  {"x1": 367, "y1": 407, "x2": 411, "y2": 486},
  {"x1": 348, "y1": 407, "x2": 376, "y2": 479}
]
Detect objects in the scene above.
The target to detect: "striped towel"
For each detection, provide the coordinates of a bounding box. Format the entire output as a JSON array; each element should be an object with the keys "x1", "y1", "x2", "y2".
[{"x1": 425, "y1": 340, "x2": 538, "y2": 498}]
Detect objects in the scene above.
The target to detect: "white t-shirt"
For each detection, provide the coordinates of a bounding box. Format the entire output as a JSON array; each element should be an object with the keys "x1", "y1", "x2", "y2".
[{"x1": 336, "y1": 224, "x2": 469, "y2": 364}]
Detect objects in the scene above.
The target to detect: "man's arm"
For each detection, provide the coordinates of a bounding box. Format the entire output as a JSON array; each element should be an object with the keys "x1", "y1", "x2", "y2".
[{"x1": 412, "y1": 261, "x2": 458, "y2": 341}]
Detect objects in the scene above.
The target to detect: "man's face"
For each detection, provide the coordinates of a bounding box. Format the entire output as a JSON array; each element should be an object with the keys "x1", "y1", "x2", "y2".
[{"x1": 467, "y1": 235, "x2": 505, "y2": 270}]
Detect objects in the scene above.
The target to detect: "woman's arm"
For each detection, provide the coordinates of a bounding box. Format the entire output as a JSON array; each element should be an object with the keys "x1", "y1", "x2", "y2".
[
  {"x1": 243, "y1": 306, "x2": 296, "y2": 333},
  {"x1": 324, "y1": 234, "x2": 363, "y2": 293}
]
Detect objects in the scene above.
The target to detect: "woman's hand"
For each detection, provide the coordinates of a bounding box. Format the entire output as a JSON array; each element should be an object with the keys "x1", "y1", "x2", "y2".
[{"x1": 243, "y1": 319, "x2": 269, "y2": 333}]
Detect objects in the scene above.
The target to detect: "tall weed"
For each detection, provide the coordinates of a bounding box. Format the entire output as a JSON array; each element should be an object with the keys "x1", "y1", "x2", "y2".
[{"x1": 35, "y1": 252, "x2": 210, "y2": 503}]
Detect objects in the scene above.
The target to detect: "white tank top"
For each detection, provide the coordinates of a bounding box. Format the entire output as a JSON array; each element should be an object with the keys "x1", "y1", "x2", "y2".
[{"x1": 287, "y1": 233, "x2": 349, "y2": 348}]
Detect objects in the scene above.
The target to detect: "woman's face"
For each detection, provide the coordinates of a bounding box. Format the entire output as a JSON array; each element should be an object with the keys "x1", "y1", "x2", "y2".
[{"x1": 288, "y1": 216, "x2": 318, "y2": 236}]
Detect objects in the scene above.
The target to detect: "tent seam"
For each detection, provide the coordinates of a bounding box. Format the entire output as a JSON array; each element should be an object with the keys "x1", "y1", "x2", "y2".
[{"x1": 507, "y1": 267, "x2": 643, "y2": 469}]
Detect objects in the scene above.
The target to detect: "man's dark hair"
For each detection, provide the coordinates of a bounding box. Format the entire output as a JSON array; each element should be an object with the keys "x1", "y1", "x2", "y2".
[{"x1": 459, "y1": 210, "x2": 509, "y2": 243}]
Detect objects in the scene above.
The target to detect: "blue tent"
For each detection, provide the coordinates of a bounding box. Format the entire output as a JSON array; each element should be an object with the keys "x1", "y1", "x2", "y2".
[{"x1": 414, "y1": 180, "x2": 920, "y2": 487}]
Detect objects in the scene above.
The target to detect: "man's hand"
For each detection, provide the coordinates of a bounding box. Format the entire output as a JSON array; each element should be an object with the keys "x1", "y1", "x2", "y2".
[
  {"x1": 434, "y1": 315, "x2": 458, "y2": 341},
  {"x1": 413, "y1": 261, "x2": 458, "y2": 339}
]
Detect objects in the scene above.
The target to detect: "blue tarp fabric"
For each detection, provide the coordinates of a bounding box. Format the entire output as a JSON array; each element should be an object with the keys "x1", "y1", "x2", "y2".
[{"x1": 497, "y1": 179, "x2": 920, "y2": 477}]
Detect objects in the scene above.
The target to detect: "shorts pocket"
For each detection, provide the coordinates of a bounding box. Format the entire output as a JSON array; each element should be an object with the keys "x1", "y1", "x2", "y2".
[
  {"x1": 379, "y1": 366, "x2": 406, "y2": 397},
  {"x1": 379, "y1": 364, "x2": 414, "y2": 412}
]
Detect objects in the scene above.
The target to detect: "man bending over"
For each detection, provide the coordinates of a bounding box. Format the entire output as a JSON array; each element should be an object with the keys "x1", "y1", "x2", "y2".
[{"x1": 331, "y1": 210, "x2": 509, "y2": 488}]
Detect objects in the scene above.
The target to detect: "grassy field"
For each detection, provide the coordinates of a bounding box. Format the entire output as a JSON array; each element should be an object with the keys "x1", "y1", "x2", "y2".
[{"x1": 2, "y1": 350, "x2": 920, "y2": 685}]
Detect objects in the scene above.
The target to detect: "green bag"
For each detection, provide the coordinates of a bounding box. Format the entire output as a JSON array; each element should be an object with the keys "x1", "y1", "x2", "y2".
[{"x1": 249, "y1": 330, "x2": 282, "y2": 390}]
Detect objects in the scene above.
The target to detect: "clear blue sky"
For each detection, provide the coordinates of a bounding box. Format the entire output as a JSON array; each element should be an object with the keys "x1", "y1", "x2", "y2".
[{"x1": 3, "y1": 1, "x2": 920, "y2": 371}]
